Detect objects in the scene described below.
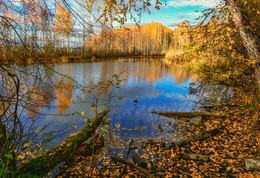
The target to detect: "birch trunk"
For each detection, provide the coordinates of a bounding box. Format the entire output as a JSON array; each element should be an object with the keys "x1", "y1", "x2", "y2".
[{"x1": 225, "y1": 0, "x2": 260, "y2": 86}]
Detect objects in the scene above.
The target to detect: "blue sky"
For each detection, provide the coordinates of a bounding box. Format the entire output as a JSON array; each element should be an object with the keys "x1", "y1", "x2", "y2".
[
  {"x1": 66, "y1": 0, "x2": 221, "y2": 31},
  {"x1": 139, "y1": 0, "x2": 221, "y2": 28}
]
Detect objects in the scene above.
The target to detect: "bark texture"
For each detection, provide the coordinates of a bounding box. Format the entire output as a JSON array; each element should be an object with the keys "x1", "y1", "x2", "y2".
[
  {"x1": 152, "y1": 111, "x2": 228, "y2": 121},
  {"x1": 18, "y1": 110, "x2": 109, "y2": 176},
  {"x1": 170, "y1": 128, "x2": 220, "y2": 148},
  {"x1": 225, "y1": 0, "x2": 260, "y2": 86}
]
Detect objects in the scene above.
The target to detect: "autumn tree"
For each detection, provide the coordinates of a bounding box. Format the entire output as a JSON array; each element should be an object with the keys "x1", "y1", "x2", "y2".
[
  {"x1": 54, "y1": 0, "x2": 72, "y2": 53},
  {"x1": 224, "y1": 0, "x2": 260, "y2": 86},
  {"x1": 85, "y1": 23, "x2": 173, "y2": 57}
]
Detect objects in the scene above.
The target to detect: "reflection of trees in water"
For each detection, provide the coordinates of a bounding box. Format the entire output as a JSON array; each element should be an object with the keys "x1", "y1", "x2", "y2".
[
  {"x1": 0, "y1": 63, "x2": 60, "y2": 172},
  {"x1": 0, "y1": 64, "x2": 56, "y2": 120},
  {"x1": 3, "y1": 59, "x2": 195, "y2": 121},
  {"x1": 55, "y1": 65, "x2": 73, "y2": 114},
  {"x1": 167, "y1": 64, "x2": 190, "y2": 84},
  {"x1": 25, "y1": 85, "x2": 53, "y2": 121},
  {"x1": 17, "y1": 64, "x2": 56, "y2": 121},
  {"x1": 135, "y1": 59, "x2": 199, "y2": 85},
  {"x1": 55, "y1": 79, "x2": 73, "y2": 114},
  {"x1": 95, "y1": 58, "x2": 198, "y2": 85},
  {"x1": 189, "y1": 81, "x2": 232, "y2": 108},
  {"x1": 132, "y1": 59, "x2": 162, "y2": 84},
  {"x1": 190, "y1": 73, "x2": 199, "y2": 83}
]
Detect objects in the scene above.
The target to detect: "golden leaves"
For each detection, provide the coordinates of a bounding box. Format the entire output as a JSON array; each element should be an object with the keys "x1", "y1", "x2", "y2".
[
  {"x1": 54, "y1": 0, "x2": 72, "y2": 36},
  {"x1": 23, "y1": 141, "x2": 32, "y2": 148}
]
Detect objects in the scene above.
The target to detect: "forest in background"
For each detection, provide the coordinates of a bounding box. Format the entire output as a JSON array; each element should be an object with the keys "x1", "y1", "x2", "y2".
[
  {"x1": 0, "y1": 0, "x2": 192, "y2": 62},
  {"x1": 85, "y1": 23, "x2": 174, "y2": 57}
]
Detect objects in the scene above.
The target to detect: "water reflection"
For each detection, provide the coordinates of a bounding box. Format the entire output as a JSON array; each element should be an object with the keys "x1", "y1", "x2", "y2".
[
  {"x1": 55, "y1": 66, "x2": 73, "y2": 114},
  {"x1": 54, "y1": 59, "x2": 195, "y2": 86},
  {"x1": 21, "y1": 58, "x2": 199, "y2": 144},
  {"x1": 25, "y1": 86, "x2": 53, "y2": 121}
]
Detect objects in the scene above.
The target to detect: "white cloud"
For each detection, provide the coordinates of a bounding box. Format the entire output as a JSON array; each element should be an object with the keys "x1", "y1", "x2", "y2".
[
  {"x1": 167, "y1": 0, "x2": 221, "y2": 8},
  {"x1": 186, "y1": 12, "x2": 203, "y2": 16}
]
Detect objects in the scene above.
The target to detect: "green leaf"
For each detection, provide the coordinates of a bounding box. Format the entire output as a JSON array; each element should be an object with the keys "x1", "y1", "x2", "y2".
[
  {"x1": 46, "y1": 138, "x2": 51, "y2": 143},
  {"x1": 47, "y1": 131, "x2": 54, "y2": 136},
  {"x1": 4, "y1": 154, "x2": 13, "y2": 160}
]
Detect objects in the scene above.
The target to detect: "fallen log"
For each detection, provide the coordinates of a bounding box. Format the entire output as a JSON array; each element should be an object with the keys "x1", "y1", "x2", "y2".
[
  {"x1": 18, "y1": 110, "x2": 109, "y2": 176},
  {"x1": 202, "y1": 104, "x2": 238, "y2": 109},
  {"x1": 152, "y1": 111, "x2": 228, "y2": 121},
  {"x1": 180, "y1": 153, "x2": 210, "y2": 162},
  {"x1": 111, "y1": 157, "x2": 155, "y2": 178},
  {"x1": 76, "y1": 133, "x2": 104, "y2": 156},
  {"x1": 169, "y1": 128, "x2": 220, "y2": 148}
]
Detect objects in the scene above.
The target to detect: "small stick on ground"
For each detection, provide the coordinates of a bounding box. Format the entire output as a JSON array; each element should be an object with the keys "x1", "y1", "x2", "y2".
[
  {"x1": 119, "y1": 139, "x2": 134, "y2": 178},
  {"x1": 112, "y1": 157, "x2": 155, "y2": 178}
]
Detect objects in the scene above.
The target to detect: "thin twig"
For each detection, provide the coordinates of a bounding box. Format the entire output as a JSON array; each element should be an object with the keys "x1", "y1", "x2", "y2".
[
  {"x1": 119, "y1": 139, "x2": 134, "y2": 177},
  {"x1": 112, "y1": 157, "x2": 155, "y2": 178}
]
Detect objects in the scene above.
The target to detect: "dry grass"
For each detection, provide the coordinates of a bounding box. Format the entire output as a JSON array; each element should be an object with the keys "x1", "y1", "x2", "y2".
[{"x1": 165, "y1": 48, "x2": 186, "y2": 59}]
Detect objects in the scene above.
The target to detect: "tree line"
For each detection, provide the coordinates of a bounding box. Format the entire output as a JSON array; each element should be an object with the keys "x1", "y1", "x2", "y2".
[
  {"x1": 0, "y1": 0, "x2": 193, "y2": 62},
  {"x1": 0, "y1": 0, "x2": 97, "y2": 62},
  {"x1": 86, "y1": 23, "x2": 174, "y2": 57}
]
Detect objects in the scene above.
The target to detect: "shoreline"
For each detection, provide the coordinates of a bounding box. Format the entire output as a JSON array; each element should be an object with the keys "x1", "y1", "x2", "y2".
[{"x1": 0, "y1": 55, "x2": 165, "y2": 65}]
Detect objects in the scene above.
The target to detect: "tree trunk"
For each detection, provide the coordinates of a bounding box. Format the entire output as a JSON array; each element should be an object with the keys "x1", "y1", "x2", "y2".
[
  {"x1": 225, "y1": 0, "x2": 260, "y2": 87},
  {"x1": 152, "y1": 111, "x2": 229, "y2": 120},
  {"x1": 169, "y1": 128, "x2": 220, "y2": 148},
  {"x1": 67, "y1": 36, "x2": 70, "y2": 54},
  {"x1": 18, "y1": 110, "x2": 109, "y2": 176}
]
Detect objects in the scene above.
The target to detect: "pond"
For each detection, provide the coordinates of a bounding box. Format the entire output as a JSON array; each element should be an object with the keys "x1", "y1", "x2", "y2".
[{"x1": 21, "y1": 58, "x2": 200, "y2": 146}]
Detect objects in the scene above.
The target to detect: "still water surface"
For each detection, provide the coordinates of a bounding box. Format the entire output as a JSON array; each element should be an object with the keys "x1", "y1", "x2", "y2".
[{"x1": 28, "y1": 58, "x2": 199, "y2": 145}]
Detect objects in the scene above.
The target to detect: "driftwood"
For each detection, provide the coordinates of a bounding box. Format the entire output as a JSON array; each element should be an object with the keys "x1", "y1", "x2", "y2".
[
  {"x1": 152, "y1": 111, "x2": 228, "y2": 121},
  {"x1": 18, "y1": 110, "x2": 109, "y2": 176},
  {"x1": 180, "y1": 153, "x2": 210, "y2": 162},
  {"x1": 141, "y1": 128, "x2": 219, "y2": 152},
  {"x1": 169, "y1": 128, "x2": 220, "y2": 148},
  {"x1": 202, "y1": 104, "x2": 238, "y2": 109},
  {"x1": 111, "y1": 157, "x2": 155, "y2": 178}
]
